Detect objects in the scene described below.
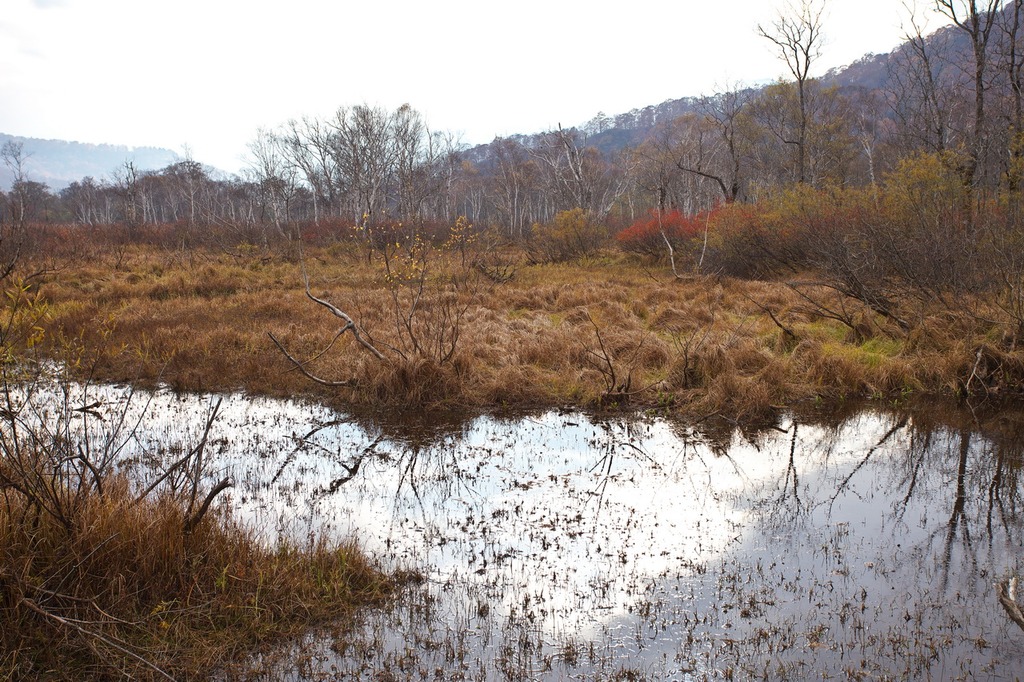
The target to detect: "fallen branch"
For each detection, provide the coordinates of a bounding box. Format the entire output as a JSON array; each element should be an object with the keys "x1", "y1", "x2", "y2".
[
  {"x1": 474, "y1": 258, "x2": 517, "y2": 284},
  {"x1": 302, "y1": 268, "x2": 384, "y2": 360},
  {"x1": 965, "y1": 346, "x2": 988, "y2": 396},
  {"x1": 183, "y1": 476, "x2": 233, "y2": 534},
  {"x1": 186, "y1": 397, "x2": 223, "y2": 519},
  {"x1": 269, "y1": 267, "x2": 387, "y2": 387},
  {"x1": 267, "y1": 333, "x2": 356, "y2": 387},
  {"x1": 742, "y1": 293, "x2": 799, "y2": 345},
  {"x1": 135, "y1": 397, "x2": 222, "y2": 504},
  {"x1": 582, "y1": 310, "x2": 658, "y2": 404},
  {"x1": 996, "y1": 577, "x2": 1024, "y2": 633},
  {"x1": 20, "y1": 597, "x2": 177, "y2": 681}
]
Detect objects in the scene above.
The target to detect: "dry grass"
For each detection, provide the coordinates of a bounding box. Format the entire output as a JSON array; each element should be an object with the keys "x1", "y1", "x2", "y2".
[
  {"x1": 0, "y1": 286, "x2": 394, "y2": 680},
  {"x1": 25, "y1": 242, "x2": 1024, "y2": 420},
  {"x1": 0, "y1": 477, "x2": 393, "y2": 680}
]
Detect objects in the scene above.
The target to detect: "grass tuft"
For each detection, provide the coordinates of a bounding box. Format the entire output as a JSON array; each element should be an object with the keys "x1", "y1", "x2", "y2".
[{"x1": 0, "y1": 477, "x2": 392, "y2": 680}]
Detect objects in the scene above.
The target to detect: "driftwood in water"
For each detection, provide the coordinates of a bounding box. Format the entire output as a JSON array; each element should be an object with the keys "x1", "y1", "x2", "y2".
[{"x1": 996, "y1": 577, "x2": 1024, "y2": 633}]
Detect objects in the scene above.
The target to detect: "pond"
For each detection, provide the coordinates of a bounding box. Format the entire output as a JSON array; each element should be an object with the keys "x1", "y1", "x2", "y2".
[{"x1": 36, "y1": 380, "x2": 1024, "y2": 680}]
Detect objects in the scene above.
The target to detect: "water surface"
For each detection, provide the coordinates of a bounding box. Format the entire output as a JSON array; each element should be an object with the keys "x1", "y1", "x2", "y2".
[{"x1": 36, "y1": 381, "x2": 1024, "y2": 679}]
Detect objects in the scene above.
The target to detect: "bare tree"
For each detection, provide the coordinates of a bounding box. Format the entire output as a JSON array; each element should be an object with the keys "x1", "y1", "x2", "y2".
[
  {"x1": 420, "y1": 129, "x2": 463, "y2": 223},
  {"x1": 934, "y1": 0, "x2": 1002, "y2": 188},
  {"x1": 111, "y1": 160, "x2": 143, "y2": 229},
  {"x1": 2, "y1": 141, "x2": 29, "y2": 229},
  {"x1": 61, "y1": 177, "x2": 103, "y2": 226},
  {"x1": 693, "y1": 87, "x2": 752, "y2": 202},
  {"x1": 330, "y1": 104, "x2": 399, "y2": 227},
  {"x1": 628, "y1": 125, "x2": 688, "y2": 276},
  {"x1": 392, "y1": 103, "x2": 427, "y2": 220},
  {"x1": 488, "y1": 138, "x2": 539, "y2": 238},
  {"x1": 246, "y1": 128, "x2": 300, "y2": 242},
  {"x1": 886, "y1": 7, "x2": 961, "y2": 158},
  {"x1": 758, "y1": 0, "x2": 827, "y2": 184},
  {"x1": 0, "y1": 141, "x2": 28, "y2": 277},
  {"x1": 164, "y1": 148, "x2": 209, "y2": 228},
  {"x1": 997, "y1": 0, "x2": 1024, "y2": 192},
  {"x1": 280, "y1": 116, "x2": 341, "y2": 224},
  {"x1": 530, "y1": 125, "x2": 627, "y2": 219}
]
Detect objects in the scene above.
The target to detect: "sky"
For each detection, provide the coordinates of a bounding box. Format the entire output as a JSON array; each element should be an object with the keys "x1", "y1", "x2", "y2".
[{"x1": 0, "y1": 0, "x2": 953, "y2": 176}]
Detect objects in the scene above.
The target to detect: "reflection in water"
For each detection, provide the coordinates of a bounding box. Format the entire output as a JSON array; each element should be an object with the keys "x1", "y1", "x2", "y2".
[{"x1": 41, "y1": 383, "x2": 1024, "y2": 679}]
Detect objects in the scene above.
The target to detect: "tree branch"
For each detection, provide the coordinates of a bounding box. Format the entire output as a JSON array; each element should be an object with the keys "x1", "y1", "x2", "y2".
[
  {"x1": 267, "y1": 333, "x2": 357, "y2": 387},
  {"x1": 183, "y1": 476, "x2": 233, "y2": 534},
  {"x1": 20, "y1": 598, "x2": 177, "y2": 681},
  {"x1": 302, "y1": 268, "x2": 385, "y2": 360},
  {"x1": 996, "y1": 577, "x2": 1024, "y2": 633}
]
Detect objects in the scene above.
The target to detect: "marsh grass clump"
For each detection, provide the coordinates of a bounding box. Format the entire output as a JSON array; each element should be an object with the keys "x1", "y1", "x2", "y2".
[{"x1": 0, "y1": 479, "x2": 392, "y2": 680}]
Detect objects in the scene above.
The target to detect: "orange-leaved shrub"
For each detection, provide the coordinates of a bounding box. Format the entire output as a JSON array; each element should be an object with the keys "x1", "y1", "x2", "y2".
[{"x1": 530, "y1": 208, "x2": 608, "y2": 263}]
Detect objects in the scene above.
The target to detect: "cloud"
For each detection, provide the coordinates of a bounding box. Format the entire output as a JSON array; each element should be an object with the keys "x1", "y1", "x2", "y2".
[{"x1": 32, "y1": 0, "x2": 67, "y2": 7}]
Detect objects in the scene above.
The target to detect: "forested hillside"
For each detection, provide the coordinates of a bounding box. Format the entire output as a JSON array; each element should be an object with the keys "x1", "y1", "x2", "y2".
[{"x1": 0, "y1": 133, "x2": 179, "y2": 191}]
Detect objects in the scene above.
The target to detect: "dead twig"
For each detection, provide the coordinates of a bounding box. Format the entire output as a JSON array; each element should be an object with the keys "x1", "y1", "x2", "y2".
[
  {"x1": 20, "y1": 598, "x2": 177, "y2": 681},
  {"x1": 183, "y1": 476, "x2": 232, "y2": 534},
  {"x1": 742, "y1": 293, "x2": 799, "y2": 346},
  {"x1": 582, "y1": 310, "x2": 657, "y2": 404},
  {"x1": 267, "y1": 333, "x2": 356, "y2": 387},
  {"x1": 269, "y1": 265, "x2": 386, "y2": 386}
]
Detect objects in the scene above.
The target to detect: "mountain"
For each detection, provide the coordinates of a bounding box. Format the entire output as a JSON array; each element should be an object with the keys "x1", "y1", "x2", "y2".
[
  {"x1": 0, "y1": 134, "x2": 180, "y2": 190},
  {"x1": 565, "y1": 54, "x2": 901, "y2": 157},
  {"x1": 468, "y1": 13, "x2": 973, "y2": 161},
  {"x1": 820, "y1": 51, "x2": 893, "y2": 90}
]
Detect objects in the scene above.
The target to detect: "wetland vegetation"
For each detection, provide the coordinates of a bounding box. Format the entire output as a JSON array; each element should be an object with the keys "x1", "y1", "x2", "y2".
[
  {"x1": 27, "y1": 226, "x2": 1024, "y2": 421},
  {"x1": 2, "y1": 214, "x2": 1024, "y2": 678},
  {"x1": 7, "y1": 4, "x2": 1024, "y2": 672}
]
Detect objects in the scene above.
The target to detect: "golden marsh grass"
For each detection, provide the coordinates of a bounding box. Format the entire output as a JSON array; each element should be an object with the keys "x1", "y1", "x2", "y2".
[{"x1": 25, "y1": 241, "x2": 1024, "y2": 420}]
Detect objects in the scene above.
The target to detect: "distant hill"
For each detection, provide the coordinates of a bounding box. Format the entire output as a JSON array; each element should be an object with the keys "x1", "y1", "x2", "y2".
[
  {"x1": 820, "y1": 51, "x2": 893, "y2": 90},
  {"x1": 464, "y1": 51, "x2": 897, "y2": 160},
  {"x1": 0, "y1": 134, "x2": 180, "y2": 190},
  {"x1": 465, "y1": 14, "x2": 971, "y2": 162},
  {"x1": 569, "y1": 51, "x2": 904, "y2": 156}
]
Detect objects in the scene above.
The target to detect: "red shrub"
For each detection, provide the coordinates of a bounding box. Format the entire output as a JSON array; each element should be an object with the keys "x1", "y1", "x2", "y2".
[{"x1": 616, "y1": 209, "x2": 712, "y2": 258}]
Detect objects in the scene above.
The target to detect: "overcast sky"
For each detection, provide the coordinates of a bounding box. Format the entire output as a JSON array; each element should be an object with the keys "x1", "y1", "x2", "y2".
[{"x1": 1, "y1": 0, "x2": 951, "y2": 175}]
